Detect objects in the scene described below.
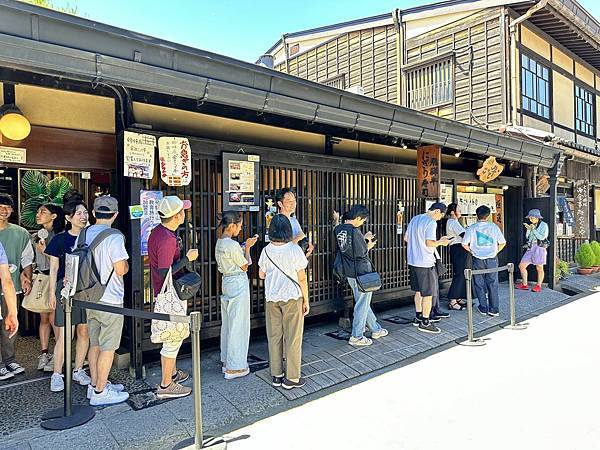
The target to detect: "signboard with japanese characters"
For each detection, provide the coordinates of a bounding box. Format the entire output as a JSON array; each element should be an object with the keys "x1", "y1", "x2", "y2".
[
  {"x1": 493, "y1": 194, "x2": 504, "y2": 232},
  {"x1": 157, "y1": 137, "x2": 192, "y2": 186},
  {"x1": 417, "y1": 145, "x2": 440, "y2": 199},
  {"x1": 124, "y1": 131, "x2": 155, "y2": 179},
  {"x1": 140, "y1": 190, "x2": 163, "y2": 255},
  {"x1": 573, "y1": 180, "x2": 589, "y2": 238},
  {"x1": 0, "y1": 146, "x2": 26, "y2": 164},
  {"x1": 222, "y1": 152, "x2": 260, "y2": 212},
  {"x1": 477, "y1": 156, "x2": 504, "y2": 183}
]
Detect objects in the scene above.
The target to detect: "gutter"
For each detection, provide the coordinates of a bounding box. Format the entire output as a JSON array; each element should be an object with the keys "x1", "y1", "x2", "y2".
[{"x1": 509, "y1": 0, "x2": 548, "y2": 126}]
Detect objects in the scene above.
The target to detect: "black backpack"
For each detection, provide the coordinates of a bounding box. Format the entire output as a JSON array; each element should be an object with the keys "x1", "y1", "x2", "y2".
[{"x1": 71, "y1": 227, "x2": 124, "y2": 303}]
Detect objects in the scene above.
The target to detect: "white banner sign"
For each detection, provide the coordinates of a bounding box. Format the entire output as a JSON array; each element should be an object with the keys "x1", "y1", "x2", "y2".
[
  {"x1": 0, "y1": 146, "x2": 26, "y2": 164},
  {"x1": 158, "y1": 137, "x2": 191, "y2": 186},
  {"x1": 124, "y1": 131, "x2": 155, "y2": 179}
]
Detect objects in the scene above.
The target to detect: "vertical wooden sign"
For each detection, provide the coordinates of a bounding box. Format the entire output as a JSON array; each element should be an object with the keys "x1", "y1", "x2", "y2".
[
  {"x1": 417, "y1": 145, "x2": 441, "y2": 199},
  {"x1": 573, "y1": 180, "x2": 589, "y2": 238}
]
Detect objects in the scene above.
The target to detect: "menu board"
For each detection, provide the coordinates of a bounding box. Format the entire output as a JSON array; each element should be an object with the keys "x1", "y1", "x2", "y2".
[{"x1": 222, "y1": 152, "x2": 260, "y2": 212}]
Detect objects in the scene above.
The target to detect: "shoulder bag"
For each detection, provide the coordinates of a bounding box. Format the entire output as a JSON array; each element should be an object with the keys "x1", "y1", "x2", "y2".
[
  {"x1": 151, "y1": 268, "x2": 190, "y2": 344},
  {"x1": 351, "y1": 231, "x2": 381, "y2": 293},
  {"x1": 434, "y1": 248, "x2": 447, "y2": 277},
  {"x1": 264, "y1": 250, "x2": 303, "y2": 298},
  {"x1": 22, "y1": 271, "x2": 52, "y2": 313}
]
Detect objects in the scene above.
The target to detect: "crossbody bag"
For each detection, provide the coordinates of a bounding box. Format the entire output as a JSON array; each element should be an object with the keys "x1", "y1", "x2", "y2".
[
  {"x1": 351, "y1": 231, "x2": 381, "y2": 293},
  {"x1": 264, "y1": 251, "x2": 303, "y2": 299}
]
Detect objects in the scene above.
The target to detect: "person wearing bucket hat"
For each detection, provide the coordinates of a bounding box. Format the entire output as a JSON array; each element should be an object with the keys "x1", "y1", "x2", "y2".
[
  {"x1": 148, "y1": 195, "x2": 197, "y2": 399},
  {"x1": 516, "y1": 209, "x2": 549, "y2": 293}
]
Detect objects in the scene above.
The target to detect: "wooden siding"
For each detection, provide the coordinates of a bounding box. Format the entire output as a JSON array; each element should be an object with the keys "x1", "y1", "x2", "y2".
[
  {"x1": 275, "y1": 25, "x2": 398, "y2": 104},
  {"x1": 405, "y1": 9, "x2": 505, "y2": 127}
]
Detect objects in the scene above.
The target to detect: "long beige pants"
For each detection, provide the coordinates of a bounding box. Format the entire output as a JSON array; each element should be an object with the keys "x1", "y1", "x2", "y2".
[{"x1": 265, "y1": 298, "x2": 304, "y2": 380}]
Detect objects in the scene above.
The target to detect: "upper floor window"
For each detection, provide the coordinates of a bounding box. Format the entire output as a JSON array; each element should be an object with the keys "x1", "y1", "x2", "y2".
[
  {"x1": 521, "y1": 54, "x2": 550, "y2": 120},
  {"x1": 406, "y1": 58, "x2": 453, "y2": 110},
  {"x1": 575, "y1": 85, "x2": 595, "y2": 137},
  {"x1": 323, "y1": 74, "x2": 346, "y2": 90}
]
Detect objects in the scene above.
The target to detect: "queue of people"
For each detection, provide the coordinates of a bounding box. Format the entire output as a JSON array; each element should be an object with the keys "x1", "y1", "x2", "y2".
[{"x1": 0, "y1": 185, "x2": 551, "y2": 400}]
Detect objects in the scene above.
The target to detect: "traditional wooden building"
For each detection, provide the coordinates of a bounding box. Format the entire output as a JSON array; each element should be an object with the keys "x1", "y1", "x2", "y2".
[
  {"x1": 0, "y1": 0, "x2": 565, "y2": 376},
  {"x1": 264, "y1": 0, "x2": 600, "y2": 265}
]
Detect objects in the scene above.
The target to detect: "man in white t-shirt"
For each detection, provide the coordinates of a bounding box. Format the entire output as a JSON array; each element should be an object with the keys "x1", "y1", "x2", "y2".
[
  {"x1": 462, "y1": 205, "x2": 506, "y2": 317},
  {"x1": 404, "y1": 203, "x2": 450, "y2": 334},
  {"x1": 276, "y1": 188, "x2": 314, "y2": 257},
  {"x1": 84, "y1": 196, "x2": 130, "y2": 406}
]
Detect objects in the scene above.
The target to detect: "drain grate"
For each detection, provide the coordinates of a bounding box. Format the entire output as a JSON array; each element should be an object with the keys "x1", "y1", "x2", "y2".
[
  {"x1": 325, "y1": 329, "x2": 351, "y2": 341},
  {"x1": 247, "y1": 354, "x2": 269, "y2": 372},
  {"x1": 383, "y1": 315, "x2": 414, "y2": 325}
]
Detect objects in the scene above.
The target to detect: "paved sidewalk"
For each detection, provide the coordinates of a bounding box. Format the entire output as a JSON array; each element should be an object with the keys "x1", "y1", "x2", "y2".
[{"x1": 1, "y1": 283, "x2": 576, "y2": 449}]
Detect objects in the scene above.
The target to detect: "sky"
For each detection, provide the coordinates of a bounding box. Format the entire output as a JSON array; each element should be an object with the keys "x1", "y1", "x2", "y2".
[{"x1": 44, "y1": 0, "x2": 600, "y2": 63}]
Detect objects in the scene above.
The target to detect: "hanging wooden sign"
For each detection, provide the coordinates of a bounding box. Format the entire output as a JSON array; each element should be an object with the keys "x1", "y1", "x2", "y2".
[
  {"x1": 573, "y1": 180, "x2": 589, "y2": 238},
  {"x1": 417, "y1": 145, "x2": 441, "y2": 199},
  {"x1": 536, "y1": 175, "x2": 550, "y2": 195},
  {"x1": 477, "y1": 156, "x2": 504, "y2": 183}
]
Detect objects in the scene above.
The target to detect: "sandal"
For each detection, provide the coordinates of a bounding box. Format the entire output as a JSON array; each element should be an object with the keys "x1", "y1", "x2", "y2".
[
  {"x1": 458, "y1": 299, "x2": 467, "y2": 307},
  {"x1": 448, "y1": 300, "x2": 464, "y2": 311}
]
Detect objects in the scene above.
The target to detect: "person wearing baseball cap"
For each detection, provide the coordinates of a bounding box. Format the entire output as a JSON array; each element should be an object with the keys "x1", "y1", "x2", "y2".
[
  {"x1": 516, "y1": 209, "x2": 549, "y2": 293},
  {"x1": 148, "y1": 195, "x2": 196, "y2": 399}
]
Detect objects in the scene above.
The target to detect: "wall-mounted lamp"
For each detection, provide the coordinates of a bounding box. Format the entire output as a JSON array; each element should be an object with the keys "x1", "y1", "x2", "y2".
[
  {"x1": 0, "y1": 104, "x2": 31, "y2": 141},
  {"x1": 454, "y1": 151, "x2": 463, "y2": 158},
  {"x1": 502, "y1": 185, "x2": 509, "y2": 191},
  {"x1": 400, "y1": 139, "x2": 408, "y2": 150}
]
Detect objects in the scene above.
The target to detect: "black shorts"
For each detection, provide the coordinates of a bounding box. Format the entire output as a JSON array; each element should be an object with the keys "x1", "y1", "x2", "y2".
[{"x1": 409, "y1": 265, "x2": 439, "y2": 298}]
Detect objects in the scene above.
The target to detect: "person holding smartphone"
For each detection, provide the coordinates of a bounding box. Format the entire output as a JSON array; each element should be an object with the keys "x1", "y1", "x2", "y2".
[{"x1": 215, "y1": 211, "x2": 258, "y2": 380}]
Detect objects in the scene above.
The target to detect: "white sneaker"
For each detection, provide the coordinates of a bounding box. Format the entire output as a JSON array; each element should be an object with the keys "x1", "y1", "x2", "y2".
[
  {"x1": 87, "y1": 381, "x2": 126, "y2": 400},
  {"x1": 224, "y1": 368, "x2": 250, "y2": 380},
  {"x1": 43, "y1": 354, "x2": 55, "y2": 372},
  {"x1": 89, "y1": 388, "x2": 129, "y2": 406},
  {"x1": 37, "y1": 353, "x2": 50, "y2": 370},
  {"x1": 371, "y1": 328, "x2": 389, "y2": 339},
  {"x1": 50, "y1": 373, "x2": 64, "y2": 392},
  {"x1": 72, "y1": 368, "x2": 91, "y2": 386},
  {"x1": 348, "y1": 336, "x2": 373, "y2": 347}
]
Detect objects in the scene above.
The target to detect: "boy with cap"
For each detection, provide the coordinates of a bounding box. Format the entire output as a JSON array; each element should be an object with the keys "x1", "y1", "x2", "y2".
[
  {"x1": 0, "y1": 193, "x2": 33, "y2": 379},
  {"x1": 148, "y1": 195, "x2": 198, "y2": 399},
  {"x1": 84, "y1": 196, "x2": 130, "y2": 406},
  {"x1": 516, "y1": 209, "x2": 549, "y2": 293},
  {"x1": 404, "y1": 202, "x2": 450, "y2": 334},
  {"x1": 462, "y1": 205, "x2": 506, "y2": 316}
]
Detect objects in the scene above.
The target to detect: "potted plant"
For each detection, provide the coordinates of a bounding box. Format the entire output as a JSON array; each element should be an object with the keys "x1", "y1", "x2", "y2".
[
  {"x1": 20, "y1": 170, "x2": 72, "y2": 228},
  {"x1": 554, "y1": 258, "x2": 570, "y2": 280},
  {"x1": 575, "y1": 242, "x2": 595, "y2": 275},
  {"x1": 590, "y1": 241, "x2": 600, "y2": 272}
]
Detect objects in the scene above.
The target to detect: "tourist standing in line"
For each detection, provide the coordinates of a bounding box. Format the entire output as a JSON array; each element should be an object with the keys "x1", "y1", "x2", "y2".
[
  {"x1": 0, "y1": 241, "x2": 18, "y2": 380},
  {"x1": 276, "y1": 188, "x2": 314, "y2": 257},
  {"x1": 215, "y1": 211, "x2": 258, "y2": 380},
  {"x1": 405, "y1": 203, "x2": 450, "y2": 334},
  {"x1": 0, "y1": 193, "x2": 33, "y2": 379},
  {"x1": 516, "y1": 209, "x2": 549, "y2": 293},
  {"x1": 445, "y1": 203, "x2": 469, "y2": 310},
  {"x1": 462, "y1": 205, "x2": 506, "y2": 316},
  {"x1": 259, "y1": 214, "x2": 309, "y2": 390}
]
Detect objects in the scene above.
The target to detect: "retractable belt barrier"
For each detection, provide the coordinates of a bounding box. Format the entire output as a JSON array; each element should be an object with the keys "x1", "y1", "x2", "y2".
[
  {"x1": 41, "y1": 296, "x2": 227, "y2": 449},
  {"x1": 458, "y1": 262, "x2": 527, "y2": 347}
]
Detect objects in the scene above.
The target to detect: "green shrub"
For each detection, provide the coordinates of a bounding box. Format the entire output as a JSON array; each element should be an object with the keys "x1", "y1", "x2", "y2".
[
  {"x1": 554, "y1": 259, "x2": 570, "y2": 279},
  {"x1": 575, "y1": 243, "x2": 595, "y2": 269},
  {"x1": 590, "y1": 241, "x2": 600, "y2": 266}
]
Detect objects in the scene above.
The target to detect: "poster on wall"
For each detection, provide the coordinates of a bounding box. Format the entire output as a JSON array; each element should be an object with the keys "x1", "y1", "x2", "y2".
[
  {"x1": 158, "y1": 137, "x2": 192, "y2": 186},
  {"x1": 222, "y1": 152, "x2": 260, "y2": 212},
  {"x1": 0, "y1": 146, "x2": 26, "y2": 164},
  {"x1": 457, "y1": 192, "x2": 497, "y2": 216},
  {"x1": 140, "y1": 190, "x2": 163, "y2": 255},
  {"x1": 573, "y1": 180, "x2": 589, "y2": 238},
  {"x1": 417, "y1": 145, "x2": 441, "y2": 199},
  {"x1": 124, "y1": 131, "x2": 155, "y2": 179}
]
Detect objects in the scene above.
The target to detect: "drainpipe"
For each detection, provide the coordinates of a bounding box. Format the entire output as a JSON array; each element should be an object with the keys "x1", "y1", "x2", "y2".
[
  {"x1": 509, "y1": 0, "x2": 548, "y2": 125},
  {"x1": 282, "y1": 34, "x2": 290, "y2": 74},
  {"x1": 392, "y1": 9, "x2": 403, "y2": 106}
]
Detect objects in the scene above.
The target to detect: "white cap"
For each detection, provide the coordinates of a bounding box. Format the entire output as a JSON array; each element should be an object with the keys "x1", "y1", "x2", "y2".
[{"x1": 157, "y1": 196, "x2": 191, "y2": 218}]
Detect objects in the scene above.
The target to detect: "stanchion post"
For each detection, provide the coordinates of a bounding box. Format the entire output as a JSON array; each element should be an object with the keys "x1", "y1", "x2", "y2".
[
  {"x1": 64, "y1": 295, "x2": 73, "y2": 417},
  {"x1": 503, "y1": 263, "x2": 527, "y2": 331},
  {"x1": 458, "y1": 268, "x2": 486, "y2": 347},
  {"x1": 191, "y1": 311, "x2": 203, "y2": 449}
]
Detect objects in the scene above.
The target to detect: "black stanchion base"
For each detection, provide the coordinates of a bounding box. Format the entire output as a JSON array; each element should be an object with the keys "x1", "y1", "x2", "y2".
[
  {"x1": 40, "y1": 405, "x2": 96, "y2": 430},
  {"x1": 173, "y1": 435, "x2": 227, "y2": 449}
]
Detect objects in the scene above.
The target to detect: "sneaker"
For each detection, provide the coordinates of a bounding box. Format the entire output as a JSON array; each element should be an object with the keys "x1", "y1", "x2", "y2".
[
  {"x1": 428, "y1": 315, "x2": 441, "y2": 323},
  {"x1": 6, "y1": 362, "x2": 24, "y2": 375},
  {"x1": 156, "y1": 382, "x2": 192, "y2": 399},
  {"x1": 412, "y1": 318, "x2": 421, "y2": 327},
  {"x1": 418, "y1": 321, "x2": 441, "y2": 334},
  {"x1": 43, "y1": 354, "x2": 55, "y2": 372},
  {"x1": 224, "y1": 368, "x2": 250, "y2": 380},
  {"x1": 87, "y1": 381, "x2": 125, "y2": 400},
  {"x1": 532, "y1": 284, "x2": 542, "y2": 293},
  {"x1": 516, "y1": 283, "x2": 529, "y2": 290},
  {"x1": 348, "y1": 336, "x2": 373, "y2": 347},
  {"x1": 433, "y1": 309, "x2": 450, "y2": 319},
  {"x1": 51, "y1": 373, "x2": 64, "y2": 392},
  {"x1": 90, "y1": 388, "x2": 129, "y2": 407},
  {"x1": 487, "y1": 311, "x2": 500, "y2": 317},
  {"x1": 371, "y1": 328, "x2": 389, "y2": 339},
  {"x1": 272, "y1": 375, "x2": 284, "y2": 387},
  {"x1": 0, "y1": 367, "x2": 14, "y2": 380},
  {"x1": 37, "y1": 353, "x2": 50, "y2": 371},
  {"x1": 72, "y1": 368, "x2": 91, "y2": 386},
  {"x1": 477, "y1": 306, "x2": 488, "y2": 316},
  {"x1": 282, "y1": 377, "x2": 306, "y2": 390},
  {"x1": 172, "y1": 369, "x2": 189, "y2": 384}
]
